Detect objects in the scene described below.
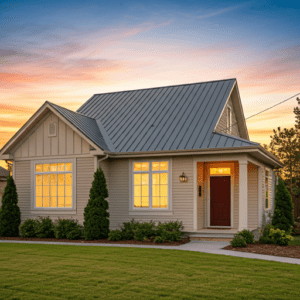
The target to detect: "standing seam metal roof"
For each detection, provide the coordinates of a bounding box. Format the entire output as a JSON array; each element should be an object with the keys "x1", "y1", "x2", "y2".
[{"x1": 76, "y1": 79, "x2": 259, "y2": 153}]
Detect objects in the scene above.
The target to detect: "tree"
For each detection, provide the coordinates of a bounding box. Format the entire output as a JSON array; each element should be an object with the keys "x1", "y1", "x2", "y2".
[
  {"x1": 84, "y1": 166, "x2": 109, "y2": 240},
  {"x1": 0, "y1": 176, "x2": 21, "y2": 237},
  {"x1": 267, "y1": 97, "x2": 300, "y2": 194},
  {"x1": 272, "y1": 177, "x2": 295, "y2": 232}
]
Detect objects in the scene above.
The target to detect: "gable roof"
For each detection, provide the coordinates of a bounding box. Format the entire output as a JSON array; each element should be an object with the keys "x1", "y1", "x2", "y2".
[
  {"x1": 47, "y1": 102, "x2": 110, "y2": 151},
  {"x1": 0, "y1": 166, "x2": 10, "y2": 177},
  {"x1": 77, "y1": 78, "x2": 250, "y2": 153}
]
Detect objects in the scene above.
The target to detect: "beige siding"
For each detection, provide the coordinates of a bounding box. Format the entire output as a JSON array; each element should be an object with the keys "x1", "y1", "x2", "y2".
[
  {"x1": 248, "y1": 163, "x2": 258, "y2": 229},
  {"x1": 107, "y1": 157, "x2": 194, "y2": 232},
  {"x1": 215, "y1": 97, "x2": 241, "y2": 137},
  {"x1": 13, "y1": 112, "x2": 91, "y2": 158},
  {"x1": 0, "y1": 180, "x2": 7, "y2": 204},
  {"x1": 76, "y1": 157, "x2": 95, "y2": 223},
  {"x1": 15, "y1": 161, "x2": 31, "y2": 221},
  {"x1": 15, "y1": 157, "x2": 95, "y2": 224}
]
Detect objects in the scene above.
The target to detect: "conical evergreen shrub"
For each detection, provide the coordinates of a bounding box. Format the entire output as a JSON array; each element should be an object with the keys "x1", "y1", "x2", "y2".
[
  {"x1": 0, "y1": 176, "x2": 21, "y2": 237},
  {"x1": 272, "y1": 177, "x2": 295, "y2": 232},
  {"x1": 84, "y1": 166, "x2": 109, "y2": 240}
]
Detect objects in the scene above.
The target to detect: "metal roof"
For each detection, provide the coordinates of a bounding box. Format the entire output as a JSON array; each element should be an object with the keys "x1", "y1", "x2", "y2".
[
  {"x1": 0, "y1": 166, "x2": 10, "y2": 177},
  {"x1": 48, "y1": 102, "x2": 110, "y2": 151},
  {"x1": 76, "y1": 78, "x2": 259, "y2": 152}
]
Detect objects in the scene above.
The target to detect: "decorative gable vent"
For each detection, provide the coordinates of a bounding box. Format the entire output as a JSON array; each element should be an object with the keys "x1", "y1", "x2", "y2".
[{"x1": 48, "y1": 122, "x2": 57, "y2": 137}]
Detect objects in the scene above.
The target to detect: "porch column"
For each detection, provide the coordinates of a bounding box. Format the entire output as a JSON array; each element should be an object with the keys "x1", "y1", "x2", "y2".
[{"x1": 239, "y1": 160, "x2": 248, "y2": 231}]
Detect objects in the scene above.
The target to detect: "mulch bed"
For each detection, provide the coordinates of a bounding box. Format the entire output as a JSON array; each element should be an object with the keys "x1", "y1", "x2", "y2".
[
  {"x1": 0, "y1": 236, "x2": 190, "y2": 246},
  {"x1": 223, "y1": 242, "x2": 300, "y2": 259}
]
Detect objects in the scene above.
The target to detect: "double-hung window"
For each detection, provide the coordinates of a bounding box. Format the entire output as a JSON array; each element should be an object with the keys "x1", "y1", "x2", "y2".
[
  {"x1": 34, "y1": 160, "x2": 74, "y2": 209},
  {"x1": 133, "y1": 161, "x2": 169, "y2": 209}
]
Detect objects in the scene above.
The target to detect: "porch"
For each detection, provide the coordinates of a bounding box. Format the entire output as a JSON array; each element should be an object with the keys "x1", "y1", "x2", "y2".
[{"x1": 192, "y1": 155, "x2": 264, "y2": 236}]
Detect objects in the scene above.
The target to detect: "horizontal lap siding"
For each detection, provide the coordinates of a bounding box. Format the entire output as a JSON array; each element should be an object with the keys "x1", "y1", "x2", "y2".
[
  {"x1": 248, "y1": 163, "x2": 258, "y2": 229},
  {"x1": 107, "y1": 159, "x2": 130, "y2": 229},
  {"x1": 76, "y1": 157, "x2": 94, "y2": 223},
  {"x1": 15, "y1": 161, "x2": 31, "y2": 221},
  {"x1": 107, "y1": 157, "x2": 194, "y2": 232}
]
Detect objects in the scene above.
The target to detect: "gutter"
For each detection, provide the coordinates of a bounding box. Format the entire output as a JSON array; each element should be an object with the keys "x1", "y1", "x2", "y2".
[{"x1": 102, "y1": 146, "x2": 283, "y2": 168}]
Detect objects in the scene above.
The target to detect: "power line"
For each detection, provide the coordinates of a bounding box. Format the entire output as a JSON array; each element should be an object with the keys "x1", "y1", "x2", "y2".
[{"x1": 219, "y1": 92, "x2": 300, "y2": 134}]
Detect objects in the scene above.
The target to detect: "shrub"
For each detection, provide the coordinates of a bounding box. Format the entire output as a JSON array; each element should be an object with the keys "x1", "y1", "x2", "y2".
[
  {"x1": 154, "y1": 236, "x2": 165, "y2": 243},
  {"x1": 20, "y1": 219, "x2": 38, "y2": 238},
  {"x1": 54, "y1": 219, "x2": 83, "y2": 240},
  {"x1": 84, "y1": 166, "x2": 110, "y2": 240},
  {"x1": 292, "y1": 222, "x2": 300, "y2": 236},
  {"x1": 120, "y1": 219, "x2": 140, "y2": 240},
  {"x1": 161, "y1": 231, "x2": 182, "y2": 242},
  {"x1": 0, "y1": 176, "x2": 21, "y2": 237},
  {"x1": 35, "y1": 217, "x2": 55, "y2": 238},
  {"x1": 272, "y1": 177, "x2": 295, "y2": 233},
  {"x1": 269, "y1": 228, "x2": 294, "y2": 246},
  {"x1": 134, "y1": 229, "x2": 146, "y2": 241},
  {"x1": 259, "y1": 236, "x2": 274, "y2": 244},
  {"x1": 237, "y1": 230, "x2": 254, "y2": 244},
  {"x1": 230, "y1": 235, "x2": 246, "y2": 247},
  {"x1": 108, "y1": 230, "x2": 123, "y2": 241}
]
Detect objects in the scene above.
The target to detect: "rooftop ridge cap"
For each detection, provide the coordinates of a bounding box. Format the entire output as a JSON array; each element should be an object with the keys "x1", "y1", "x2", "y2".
[
  {"x1": 47, "y1": 101, "x2": 97, "y2": 120},
  {"x1": 92, "y1": 78, "x2": 237, "y2": 96}
]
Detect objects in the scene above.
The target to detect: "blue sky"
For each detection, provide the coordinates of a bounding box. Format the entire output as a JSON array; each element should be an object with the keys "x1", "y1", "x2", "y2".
[{"x1": 0, "y1": 0, "x2": 299, "y2": 167}]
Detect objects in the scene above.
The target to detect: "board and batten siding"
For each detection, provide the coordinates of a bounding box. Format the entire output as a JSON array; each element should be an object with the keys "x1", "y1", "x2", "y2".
[
  {"x1": 247, "y1": 163, "x2": 258, "y2": 229},
  {"x1": 107, "y1": 157, "x2": 194, "y2": 232},
  {"x1": 215, "y1": 97, "x2": 240, "y2": 137},
  {"x1": 13, "y1": 112, "x2": 90, "y2": 159},
  {"x1": 14, "y1": 157, "x2": 94, "y2": 223}
]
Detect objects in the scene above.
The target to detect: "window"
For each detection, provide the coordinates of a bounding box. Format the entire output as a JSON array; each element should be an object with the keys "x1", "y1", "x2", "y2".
[
  {"x1": 34, "y1": 161, "x2": 73, "y2": 208},
  {"x1": 265, "y1": 170, "x2": 269, "y2": 209},
  {"x1": 210, "y1": 167, "x2": 231, "y2": 176},
  {"x1": 133, "y1": 161, "x2": 169, "y2": 209},
  {"x1": 227, "y1": 107, "x2": 231, "y2": 134}
]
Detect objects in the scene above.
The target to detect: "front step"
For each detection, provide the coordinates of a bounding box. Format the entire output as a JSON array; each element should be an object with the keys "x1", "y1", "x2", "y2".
[{"x1": 188, "y1": 233, "x2": 235, "y2": 242}]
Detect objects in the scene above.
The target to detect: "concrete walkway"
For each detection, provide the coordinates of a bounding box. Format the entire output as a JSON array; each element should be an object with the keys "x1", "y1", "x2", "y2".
[{"x1": 1, "y1": 240, "x2": 300, "y2": 265}]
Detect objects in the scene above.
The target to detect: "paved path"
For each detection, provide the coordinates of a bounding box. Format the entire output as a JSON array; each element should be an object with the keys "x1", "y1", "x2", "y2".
[{"x1": 1, "y1": 240, "x2": 300, "y2": 265}]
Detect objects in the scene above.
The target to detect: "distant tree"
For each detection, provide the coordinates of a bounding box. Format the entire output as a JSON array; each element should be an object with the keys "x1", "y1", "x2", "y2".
[
  {"x1": 0, "y1": 176, "x2": 21, "y2": 237},
  {"x1": 84, "y1": 166, "x2": 109, "y2": 240},
  {"x1": 267, "y1": 97, "x2": 300, "y2": 194},
  {"x1": 272, "y1": 177, "x2": 295, "y2": 232}
]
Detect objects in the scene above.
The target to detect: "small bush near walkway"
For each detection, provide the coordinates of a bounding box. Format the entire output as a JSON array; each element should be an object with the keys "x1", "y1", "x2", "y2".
[
  {"x1": 108, "y1": 219, "x2": 184, "y2": 243},
  {"x1": 0, "y1": 176, "x2": 21, "y2": 237},
  {"x1": 20, "y1": 219, "x2": 39, "y2": 238},
  {"x1": 54, "y1": 219, "x2": 83, "y2": 240},
  {"x1": 258, "y1": 224, "x2": 294, "y2": 246}
]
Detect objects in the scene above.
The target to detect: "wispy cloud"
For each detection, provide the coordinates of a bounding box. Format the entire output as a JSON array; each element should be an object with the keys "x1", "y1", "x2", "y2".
[{"x1": 196, "y1": 6, "x2": 238, "y2": 19}]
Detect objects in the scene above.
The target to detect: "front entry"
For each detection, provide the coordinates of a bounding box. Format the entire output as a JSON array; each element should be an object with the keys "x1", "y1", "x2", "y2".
[{"x1": 210, "y1": 176, "x2": 231, "y2": 226}]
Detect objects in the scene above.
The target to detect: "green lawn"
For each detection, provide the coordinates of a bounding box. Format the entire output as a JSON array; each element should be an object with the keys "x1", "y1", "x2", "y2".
[
  {"x1": 290, "y1": 235, "x2": 300, "y2": 246},
  {"x1": 0, "y1": 244, "x2": 299, "y2": 300}
]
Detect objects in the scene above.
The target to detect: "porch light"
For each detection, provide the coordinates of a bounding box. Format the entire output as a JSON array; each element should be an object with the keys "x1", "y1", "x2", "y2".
[{"x1": 179, "y1": 172, "x2": 188, "y2": 182}]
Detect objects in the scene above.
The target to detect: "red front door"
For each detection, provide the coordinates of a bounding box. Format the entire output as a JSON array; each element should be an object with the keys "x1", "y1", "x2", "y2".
[{"x1": 210, "y1": 176, "x2": 231, "y2": 226}]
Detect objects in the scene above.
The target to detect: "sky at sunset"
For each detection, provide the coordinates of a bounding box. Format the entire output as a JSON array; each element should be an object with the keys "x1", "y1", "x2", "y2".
[{"x1": 1, "y1": 0, "x2": 299, "y2": 169}]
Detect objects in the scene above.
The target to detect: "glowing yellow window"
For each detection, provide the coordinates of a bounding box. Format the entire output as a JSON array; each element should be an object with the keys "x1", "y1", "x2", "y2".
[
  {"x1": 35, "y1": 162, "x2": 73, "y2": 209},
  {"x1": 133, "y1": 161, "x2": 168, "y2": 209},
  {"x1": 210, "y1": 168, "x2": 231, "y2": 175}
]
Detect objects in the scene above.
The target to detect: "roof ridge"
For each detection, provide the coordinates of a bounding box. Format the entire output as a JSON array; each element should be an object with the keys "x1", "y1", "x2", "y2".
[
  {"x1": 92, "y1": 78, "x2": 237, "y2": 96},
  {"x1": 46, "y1": 101, "x2": 96, "y2": 120}
]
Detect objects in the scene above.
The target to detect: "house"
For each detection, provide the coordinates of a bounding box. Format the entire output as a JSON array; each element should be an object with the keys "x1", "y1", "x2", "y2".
[
  {"x1": 0, "y1": 79, "x2": 283, "y2": 238},
  {"x1": 0, "y1": 166, "x2": 10, "y2": 203}
]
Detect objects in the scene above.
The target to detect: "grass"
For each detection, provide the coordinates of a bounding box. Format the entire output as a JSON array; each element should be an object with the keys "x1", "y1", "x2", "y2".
[
  {"x1": 0, "y1": 243, "x2": 299, "y2": 300},
  {"x1": 290, "y1": 235, "x2": 300, "y2": 246}
]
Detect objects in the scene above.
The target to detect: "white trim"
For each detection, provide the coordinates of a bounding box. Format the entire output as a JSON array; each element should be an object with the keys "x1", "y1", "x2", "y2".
[
  {"x1": 193, "y1": 159, "x2": 197, "y2": 231},
  {"x1": 12, "y1": 161, "x2": 15, "y2": 180},
  {"x1": 238, "y1": 159, "x2": 248, "y2": 230},
  {"x1": 31, "y1": 158, "x2": 76, "y2": 212},
  {"x1": 129, "y1": 159, "x2": 172, "y2": 212},
  {"x1": 258, "y1": 166, "x2": 262, "y2": 227},
  {"x1": 14, "y1": 154, "x2": 94, "y2": 161}
]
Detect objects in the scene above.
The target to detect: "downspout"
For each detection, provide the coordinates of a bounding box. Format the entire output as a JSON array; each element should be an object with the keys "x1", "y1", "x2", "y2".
[{"x1": 97, "y1": 154, "x2": 109, "y2": 169}]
